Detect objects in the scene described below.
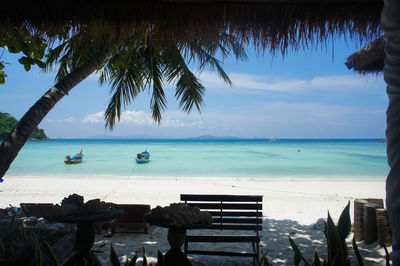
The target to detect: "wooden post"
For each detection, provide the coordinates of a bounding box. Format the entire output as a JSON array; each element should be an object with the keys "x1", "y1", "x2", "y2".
[
  {"x1": 354, "y1": 199, "x2": 368, "y2": 241},
  {"x1": 364, "y1": 198, "x2": 384, "y2": 207},
  {"x1": 354, "y1": 198, "x2": 384, "y2": 242},
  {"x1": 376, "y1": 208, "x2": 392, "y2": 247},
  {"x1": 363, "y1": 204, "x2": 379, "y2": 244}
]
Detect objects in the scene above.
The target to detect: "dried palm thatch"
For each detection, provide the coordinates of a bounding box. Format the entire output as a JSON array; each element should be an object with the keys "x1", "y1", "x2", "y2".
[
  {"x1": 345, "y1": 37, "x2": 384, "y2": 74},
  {"x1": 1, "y1": 0, "x2": 382, "y2": 54}
]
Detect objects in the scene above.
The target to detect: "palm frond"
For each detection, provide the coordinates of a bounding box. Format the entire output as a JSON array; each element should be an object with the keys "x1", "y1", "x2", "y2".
[
  {"x1": 176, "y1": 70, "x2": 205, "y2": 113},
  {"x1": 161, "y1": 45, "x2": 205, "y2": 114},
  {"x1": 104, "y1": 85, "x2": 122, "y2": 129},
  {"x1": 149, "y1": 57, "x2": 167, "y2": 123},
  {"x1": 103, "y1": 44, "x2": 148, "y2": 128}
]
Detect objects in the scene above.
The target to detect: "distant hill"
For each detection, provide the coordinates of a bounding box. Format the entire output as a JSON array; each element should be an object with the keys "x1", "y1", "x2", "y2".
[
  {"x1": 78, "y1": 134, "x2": 246, "y2": 140},
  {"x1": 0, "y1": 112, "x2": 49, "y2": 140},
  {"x1": 186, "y1": 135, "x2": 243, "y2": 140}
]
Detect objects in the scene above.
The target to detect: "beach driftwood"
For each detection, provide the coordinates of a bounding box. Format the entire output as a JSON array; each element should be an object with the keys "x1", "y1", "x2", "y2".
[{"x1": 353, "y1": 198, "x2": 384, "y2": 242}]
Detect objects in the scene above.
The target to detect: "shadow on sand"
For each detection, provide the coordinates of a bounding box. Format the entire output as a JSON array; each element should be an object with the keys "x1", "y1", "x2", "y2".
[{"x1": 93, "y1": 217, "x2": 389, "y2": 266}]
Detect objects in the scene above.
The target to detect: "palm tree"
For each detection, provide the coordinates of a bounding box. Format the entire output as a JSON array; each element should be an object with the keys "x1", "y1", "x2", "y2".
[{"x1": 0, "y1": 29, "x2": 247, "y2": 179}]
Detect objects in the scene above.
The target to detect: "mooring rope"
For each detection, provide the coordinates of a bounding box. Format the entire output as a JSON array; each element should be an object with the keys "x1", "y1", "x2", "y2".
[{"x1": 101, "y1": 161, "x2": 138, "y2": 201}]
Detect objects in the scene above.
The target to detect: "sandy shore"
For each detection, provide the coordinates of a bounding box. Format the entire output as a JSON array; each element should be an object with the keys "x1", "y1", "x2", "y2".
[{"x1": 0, "y1": 176, "x2": 390, "y2": 265}]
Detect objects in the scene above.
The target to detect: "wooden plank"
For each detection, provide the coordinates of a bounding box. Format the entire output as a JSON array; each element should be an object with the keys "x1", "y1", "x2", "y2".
[
  {"x1": 181, "y1": 194, "x2": 263, "y2": 202},
  {"x1": 186, "y1": 203, "x2": 262, "y2": 210},
  {"x1": 207, "y1": 224, "x2": 263, "y2": 230},
  {"x1": 207, "y1": 211, "x2": 263, "y2": 217},
  {"x1": 186, "y1": 235, "x2": 259, "y2": 242},
  {"x1": 186, "y1": 250, "x2": 257, "y2": 257},
  {"x1": 212, "y1": 217, "x2": 262, "y2": 224},
  {"x1": 115, "y1": 204, "x2": 150, "y2": 223}
]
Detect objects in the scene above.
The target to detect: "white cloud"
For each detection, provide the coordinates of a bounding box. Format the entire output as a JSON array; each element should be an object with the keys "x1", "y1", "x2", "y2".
[
  {"x1": 119, "y1": 110, "x2": 154, "y2": 126},
  {"x1": 160, "y1": 119, "x2": 185, "y2": 128},
  {"x1": 82, "y1": 112, "x2": 104, "y2": 124},
  {"x1": 47, "y1": 116, "x2": 78, "y2": 123},
  {"x1": 191, "y1": 120, "x2": 205, "y2": 129},
  {"x1": 81, "y1": 110, "x2": 186, "y2": 128},
  {"x1": 198, "y1": 71, "x2": 383, "y2": 92}
]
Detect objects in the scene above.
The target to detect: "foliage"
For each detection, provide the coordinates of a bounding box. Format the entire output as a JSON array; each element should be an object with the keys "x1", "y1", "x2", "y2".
[
  {"x1": 109, "y1": 245, "x2": 275, "y2": 266},
  {"x1": 256, "y1": 251, "x2": 273, "y2": 266},
  {"x1": 0, "y1": 216, "x2": 60, "y2": 266},
  {"x1": 289, "y1": 202, "x2": 391, "y2": 266},
  {"x1": 0, "y1": 112, "x2": 48, "y2": 140},
  {"x1": 45, "y1": 30, "x2": 247, "y2": 128},
  {"x1": 0, "y1": 26, "x2": 48, "y2": 84}
]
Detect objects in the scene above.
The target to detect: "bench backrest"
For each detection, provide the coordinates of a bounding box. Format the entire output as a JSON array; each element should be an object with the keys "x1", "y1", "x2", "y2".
[
  {"x1": 114, "y1": 204, "x2": 150, "y2": 223},
  {"x1": 180, "y1": 194, "x2": 263, "y2": 232}
]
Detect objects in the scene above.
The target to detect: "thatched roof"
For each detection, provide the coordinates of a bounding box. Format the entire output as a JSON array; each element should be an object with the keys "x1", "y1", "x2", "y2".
[
  {"x1": 345, "y1": 37, "x2": 384, "y2": 74},
  {"x1": 2, "y1": 1, "x2": 382, "y2": 53}
]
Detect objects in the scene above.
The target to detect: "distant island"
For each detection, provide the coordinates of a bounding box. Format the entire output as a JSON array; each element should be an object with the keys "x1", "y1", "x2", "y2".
[
  {"x1": 0, "y1": 112, "x2": 53, "y2": 141},
  {"x1": 83, "y1": 134, "x2": 250, "y2": 140}
]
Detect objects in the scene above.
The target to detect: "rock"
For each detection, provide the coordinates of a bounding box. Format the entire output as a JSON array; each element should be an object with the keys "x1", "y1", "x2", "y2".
[
  {"x1": 23, "y1": 216, "x2": 38, "y2": 226},
  {"x1": 50, "y1": 223, "x2": 65, "y2": 230},
  {"x1": 313, "y1": 218, "x2": 326, "y2": 230}
]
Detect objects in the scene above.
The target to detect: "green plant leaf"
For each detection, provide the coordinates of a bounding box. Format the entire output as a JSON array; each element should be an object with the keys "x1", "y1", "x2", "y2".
[
  {"x1": 127, "y1": 252, "x2": 137, "y2": 266},
  {"x1": 157, "y1": 250, "x2": 165, "y2": 266},
  {"x1": 31, "y1": 232, "x2": 43, "y2": 266},
  {"x1": 352, "y1": 237, "x2": 364, "y2": 266},
  {"x1": 110, "y1": 245, "x2": 121, "y2": 266},
  {"x1": 337, "y1": 202, "x2": 351, "y2": 240},
  {"x1": 326, "y1": 212, "x2": 340, "y2": 265},
  {"x1": 383, "y1": 245, "x2": 391, "y2": 266},
  {"x1": 257, "y1": 250, "x2": 272, "y2": 266},
  {"x1": 0, "y1": 238, "x2": 5, "y2": 256},
  {"x1": 42, "y1": 240, "x2": 60, "y2": 266},
  {"x1": 142, "y1": 246, "x2": 147, "y2": 266},
  {"x1": 313, "y1": 251, "x2": 322, "y2": 266},
  {"x1": 289, "y1": 237, "x2": 309, "y2": 266}
]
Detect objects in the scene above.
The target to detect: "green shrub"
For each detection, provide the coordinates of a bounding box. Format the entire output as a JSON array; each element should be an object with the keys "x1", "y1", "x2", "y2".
[{"x1": 0, "y1": 216, "x2": 59, "y2": 266}]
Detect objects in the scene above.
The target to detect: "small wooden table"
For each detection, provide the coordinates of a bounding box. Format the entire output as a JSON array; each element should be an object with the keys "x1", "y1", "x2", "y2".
[
  {"x1": 145, "y1": 218, "x2": 209, "y2": 266},
  {"x1": 46, "y1": 209, "x2": 124, "y2": 265}
]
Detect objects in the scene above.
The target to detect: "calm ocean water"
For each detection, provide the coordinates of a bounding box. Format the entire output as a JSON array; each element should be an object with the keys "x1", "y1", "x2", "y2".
[{"x1": 5, "y1": 139, "x2": 389, "y2": 180}]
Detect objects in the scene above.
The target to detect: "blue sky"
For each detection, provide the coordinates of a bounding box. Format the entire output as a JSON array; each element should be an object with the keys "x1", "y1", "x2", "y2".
[{"x1": 0, "y1": 37, "x2": 387, "y2": 139}]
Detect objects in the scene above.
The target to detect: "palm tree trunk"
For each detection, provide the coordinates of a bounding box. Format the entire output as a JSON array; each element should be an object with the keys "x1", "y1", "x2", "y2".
[
  {"x1": 382, "y1": 0, "x2": 400, "y2": 263},
  {"x1": 0, "y1": 49, "x2": 111, "y2": 179}
]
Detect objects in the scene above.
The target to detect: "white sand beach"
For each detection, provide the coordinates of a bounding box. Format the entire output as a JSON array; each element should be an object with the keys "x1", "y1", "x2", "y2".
[{"x1": 0, "y1": 176, "x2": 389, "y2": 265}]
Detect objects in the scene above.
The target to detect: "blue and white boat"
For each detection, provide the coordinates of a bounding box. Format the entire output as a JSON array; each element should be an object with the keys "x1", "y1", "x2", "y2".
[
  {"x1": 64, "y1": 149, "x2": 83, "y2": 164},
  {"x1": 136, "y1": 150, "x2": 150, "y2": 163}
]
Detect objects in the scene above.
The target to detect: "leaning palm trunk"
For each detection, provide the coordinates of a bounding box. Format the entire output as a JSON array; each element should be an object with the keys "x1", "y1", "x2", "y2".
[
  {"x1": 382, "y1": 0, "x2": 400, "y2": 264},
  {"x1": 0, "y1": 49, "x2": 111, "y2": 178}
]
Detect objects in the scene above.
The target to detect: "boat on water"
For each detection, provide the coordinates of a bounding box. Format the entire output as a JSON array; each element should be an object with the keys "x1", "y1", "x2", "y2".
[
  {"x1": 64, "y1": 150, "x2": 83, "y2": 164},
  {"x1": 136, "y1": 150, "x2": 150, "y2": 163}
]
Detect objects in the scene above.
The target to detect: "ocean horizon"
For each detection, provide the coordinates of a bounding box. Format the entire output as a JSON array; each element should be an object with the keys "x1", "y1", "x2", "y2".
[{"x1": 4, "y1": 138, "x2": 389, "y2": 180}]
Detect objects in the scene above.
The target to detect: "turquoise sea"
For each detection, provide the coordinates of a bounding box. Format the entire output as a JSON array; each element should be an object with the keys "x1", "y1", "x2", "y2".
[{"x1": 5, "y1": 139, "x2": 389, "y2": 180}]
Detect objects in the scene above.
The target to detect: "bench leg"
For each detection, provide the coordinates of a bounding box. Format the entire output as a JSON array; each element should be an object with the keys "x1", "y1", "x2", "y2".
[
  {"x1": 144, "y1": 223, "x2": 149, "y2": 234},
  {"x1": 184, "y1": 240, "x2": 188, "y2": 255},
  {"x1": 111, "y1": 225, "x2": 116, "y2": 234},
  {"x1": 251, "y1": 242, "x2": 260, "y2": 266}
]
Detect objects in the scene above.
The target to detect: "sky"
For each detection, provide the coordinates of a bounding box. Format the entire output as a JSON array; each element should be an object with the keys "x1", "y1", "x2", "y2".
[{"x1": 0, "y1": 36, "x2": 387, "y2": 139}]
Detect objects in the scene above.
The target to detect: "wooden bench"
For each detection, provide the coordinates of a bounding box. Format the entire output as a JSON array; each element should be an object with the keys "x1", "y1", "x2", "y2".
[
  {"x1": 110, "y1": 204, "x2": 150, "y2": 234},
  {"x1": 180, "y1": 194, "x2": 263, "y2": 265}
]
